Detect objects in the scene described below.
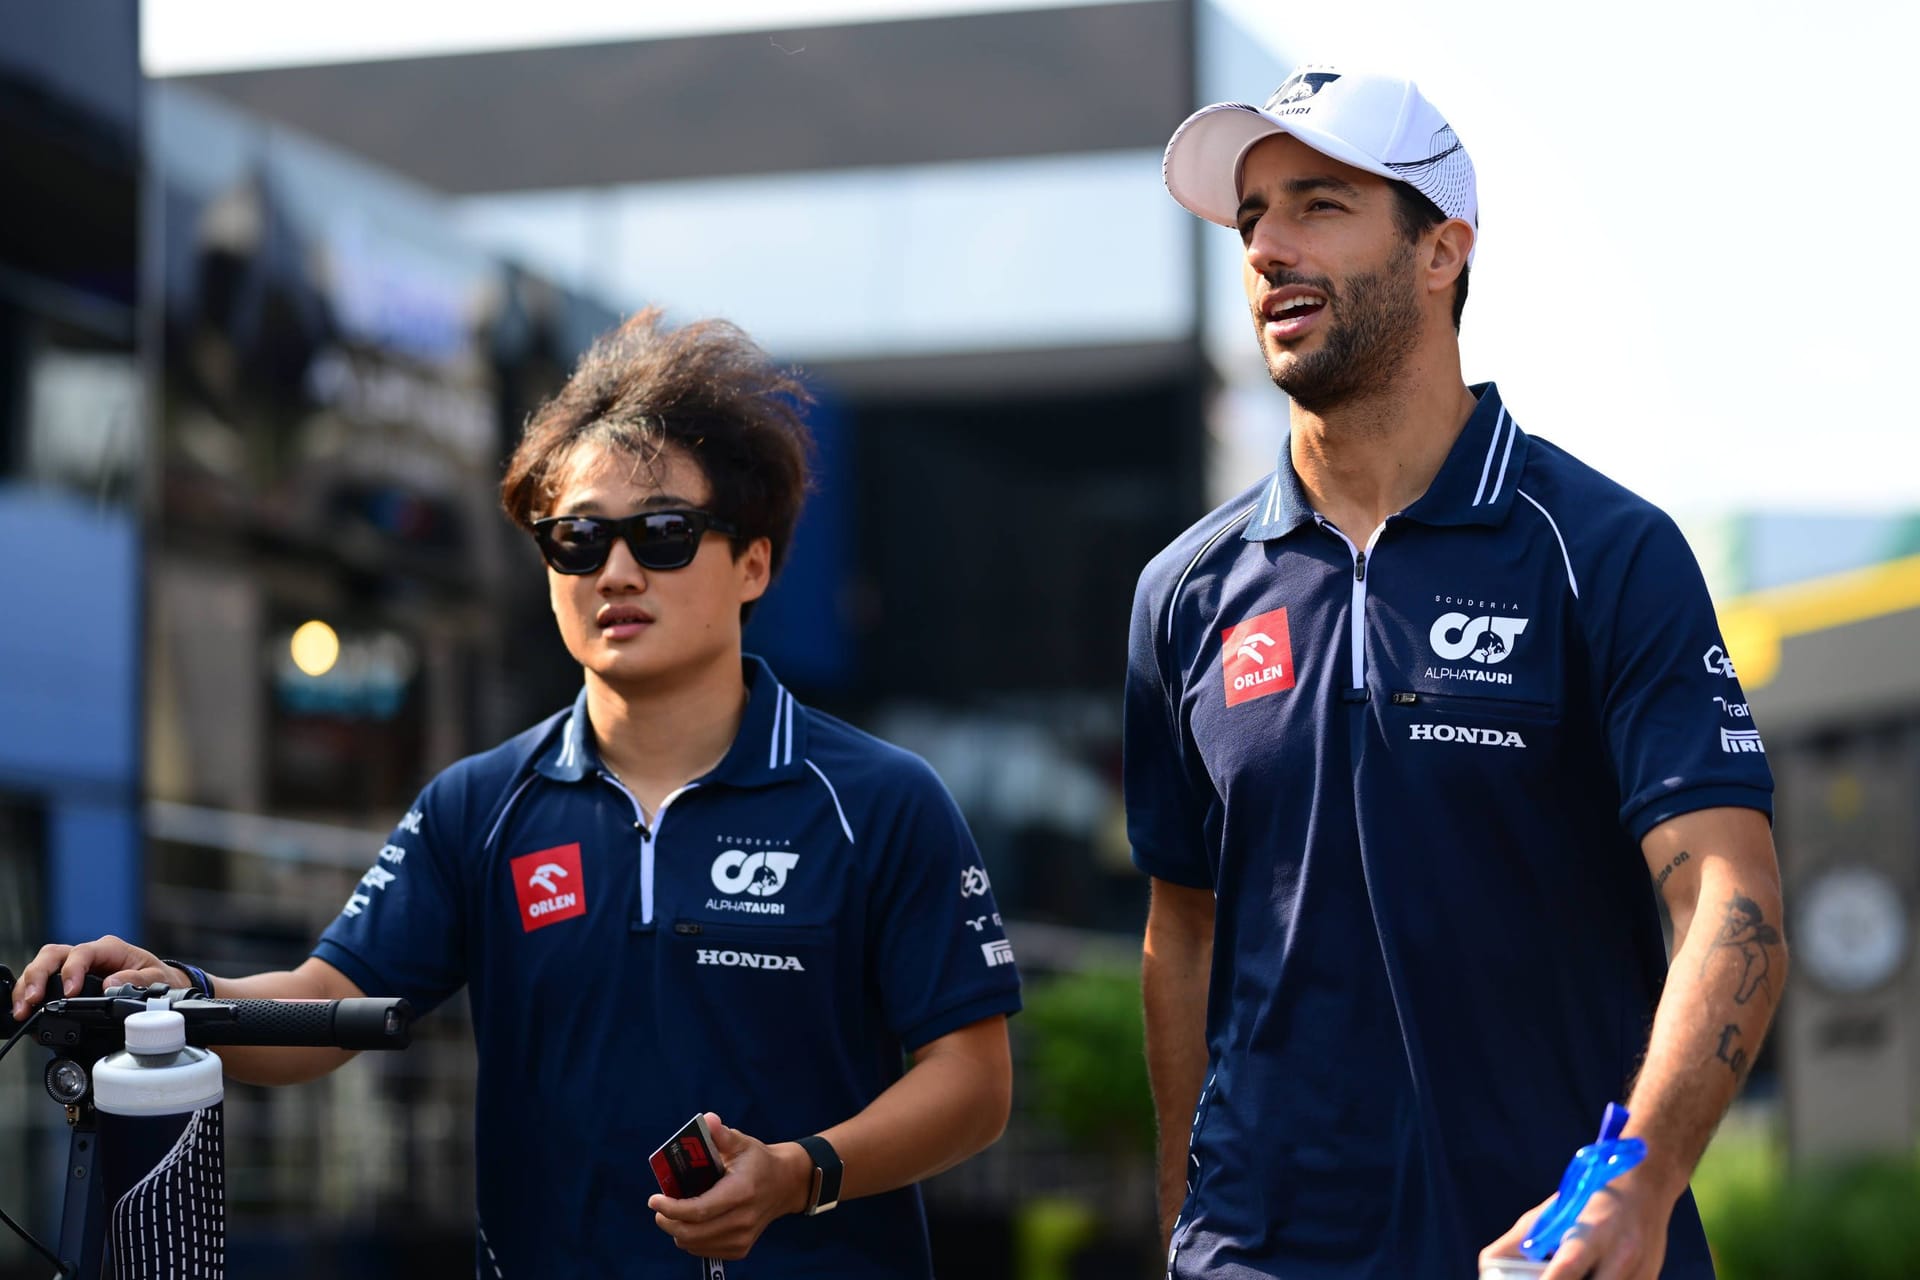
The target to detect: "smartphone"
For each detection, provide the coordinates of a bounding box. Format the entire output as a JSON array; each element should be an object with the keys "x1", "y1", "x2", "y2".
[{"x1": 649, "y1": 1113, "x2": 727, "y2": 1199}]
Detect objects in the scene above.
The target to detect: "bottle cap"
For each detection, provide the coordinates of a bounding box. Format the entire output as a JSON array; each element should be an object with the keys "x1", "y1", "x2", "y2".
[{"x1": 124, "y1": 1008, "x2": 187, "y2": 1055}]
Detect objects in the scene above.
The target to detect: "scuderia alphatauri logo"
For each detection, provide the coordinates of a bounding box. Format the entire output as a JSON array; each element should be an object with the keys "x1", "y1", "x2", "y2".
[
  {"x1": 1266, "y1": 70, "x2": 1341, "y2": 110},
  {"x1": 708, "y1": 847, "x2": 800, "y2": 916},
  {"x1": 1427, "y1": 608, "x2": 1529, "y2": 685}
]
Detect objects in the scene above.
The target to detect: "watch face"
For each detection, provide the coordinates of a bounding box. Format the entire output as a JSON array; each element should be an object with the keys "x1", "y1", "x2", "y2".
[{"x1": 1797, "y1": 866, "x2": 1910, "y2": 995}]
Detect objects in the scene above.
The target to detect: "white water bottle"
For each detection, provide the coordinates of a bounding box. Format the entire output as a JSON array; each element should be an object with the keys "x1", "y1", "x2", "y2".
[{"x1": 92, "y1": 1001, "x2": 226, "y2": 1279}]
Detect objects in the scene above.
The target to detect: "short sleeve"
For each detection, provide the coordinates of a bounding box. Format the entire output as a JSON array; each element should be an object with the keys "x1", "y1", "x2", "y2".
[
  {"x1": 1586, "y1": 513, "x2": 1774, "y2": 841},
  {"x1": 865, "y1": 759, "x2": 1022, "y2": 1052},
  {"x1": 1124, "y1": 571, "x2": 1215, "y2": 888},
  {"x1": 312, "y1": 779, "x2": 467, "y2": 1014}
]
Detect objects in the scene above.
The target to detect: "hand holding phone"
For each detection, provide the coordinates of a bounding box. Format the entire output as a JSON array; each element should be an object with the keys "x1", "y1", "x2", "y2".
[{"x1": 649, "y1": 1113, "x2": 728, "y2": 1200}]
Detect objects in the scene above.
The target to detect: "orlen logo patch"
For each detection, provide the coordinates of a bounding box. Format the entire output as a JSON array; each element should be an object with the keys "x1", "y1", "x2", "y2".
[
  {"x1": 512, "y1": 843, "x2": 587, "y2": 932},
  {"x1": 1222, "y1": 607, "x2": 1295, "y2": 706}
]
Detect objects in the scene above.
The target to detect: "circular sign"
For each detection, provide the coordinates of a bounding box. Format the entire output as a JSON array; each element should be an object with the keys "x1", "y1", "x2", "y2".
[{"x1": 1796, "y1": 865, "x2": 1910, "y2": 995}]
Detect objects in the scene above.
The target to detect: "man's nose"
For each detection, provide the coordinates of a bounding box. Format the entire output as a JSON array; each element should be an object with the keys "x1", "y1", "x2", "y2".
[
  {"x1": 1245, "y1": 216, "x2": 1302, "y2": 278},
  {"x1": 598, "y1": 535, "x2": 649, "y2": 589}
]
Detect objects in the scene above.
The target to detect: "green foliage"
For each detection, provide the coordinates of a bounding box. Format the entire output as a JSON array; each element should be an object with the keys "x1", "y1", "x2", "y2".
[
  {"x1": 1694, "y1": 1127, "x2": 1920, "y2": 1280},
  {"x1": 1013, "y1": 1197, "x2": 1098, "y2": 1280},
  {"x1": 1019, "y1": 968, "x2": 1156, "y2": 1160}
]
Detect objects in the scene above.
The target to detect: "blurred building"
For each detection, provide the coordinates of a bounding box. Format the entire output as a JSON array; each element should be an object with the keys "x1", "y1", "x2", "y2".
[
  {"x1": 3, "y1": 2, "x2": 619, "y2": 1271},
  {"x1": 0, "y1": 6, "x2": 144, "y2": 1269}
]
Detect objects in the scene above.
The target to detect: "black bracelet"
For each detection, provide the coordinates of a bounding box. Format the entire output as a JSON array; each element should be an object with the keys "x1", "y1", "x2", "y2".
[{"x1": 163, "y1": 960, "x2": 213, "y2": 998}]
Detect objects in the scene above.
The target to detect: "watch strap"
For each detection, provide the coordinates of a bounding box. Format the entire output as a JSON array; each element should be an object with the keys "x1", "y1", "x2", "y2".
[
  {"x1": 795, "y1": 1134, "x2": 842, "y2": 1216},
  {"x1": 164, "y1": 960, "x2": 213, "y2": 998}
]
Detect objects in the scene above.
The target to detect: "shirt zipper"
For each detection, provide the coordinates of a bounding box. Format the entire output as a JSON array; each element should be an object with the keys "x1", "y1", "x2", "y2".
[
  {"x1": 1315, "y1": 517, "x2": 1391, "y2": 692},
  {"x1": 597, "y1": 771, "x2": 700, "y2": 926}
]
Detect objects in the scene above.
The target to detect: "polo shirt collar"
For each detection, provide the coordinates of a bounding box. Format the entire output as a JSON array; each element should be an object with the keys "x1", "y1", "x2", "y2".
[
  {"x1": 1241, "y1": 382, "x2": 1528, "y2": 541},
  {"x1": 532, "y1": 655, "x2": 808, "y2": 788},
  {"x1": 704, "y1": 654, "x2": 810, "y2": 787},
  {"x1": 534, "y1": 685, "x2": 602, "y2": 782},
  {"x1": 1400, "y1": 382, "x2": 1529, "y2": 528}
]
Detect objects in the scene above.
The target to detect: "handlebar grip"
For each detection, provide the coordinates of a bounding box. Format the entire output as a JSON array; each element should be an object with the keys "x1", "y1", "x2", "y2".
[{"x1": 186, "y1": 998, "x2": 413, "y2": 1050}]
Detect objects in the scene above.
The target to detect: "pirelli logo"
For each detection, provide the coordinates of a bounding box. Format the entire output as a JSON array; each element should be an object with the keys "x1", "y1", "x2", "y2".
[
  {"x1": 1720, "y1": 728, "x2": 1765, "y2": 754},
  {"x1": 982, "y1": 940, "x2": 1015, "y2": 968}
]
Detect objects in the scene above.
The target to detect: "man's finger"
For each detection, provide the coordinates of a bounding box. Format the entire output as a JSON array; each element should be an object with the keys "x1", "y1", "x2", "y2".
[
  {"x1": 652, "y1": 1189, "x2": 732, "y2": 1225},
  {"x1": 1479, "y1": 1198, "x2": 1550, "y2": 1267},
  {"x1": 17, "y1": 943, "x2": 73, "y2": 1000},
  {"x1": 1540, "y1": 1236, "x2": 1595, "y2": 1280}
]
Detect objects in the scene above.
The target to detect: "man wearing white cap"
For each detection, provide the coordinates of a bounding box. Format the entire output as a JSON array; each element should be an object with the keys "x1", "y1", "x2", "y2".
[{"x1": 1127, "y1": 65, "x2": 1784, "y2": 1278}]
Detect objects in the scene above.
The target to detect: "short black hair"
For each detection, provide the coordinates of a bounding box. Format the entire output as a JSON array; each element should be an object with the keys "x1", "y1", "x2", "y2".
[{"x1": 1387, "y1": 182, "x2": 1470, "y2": 331}]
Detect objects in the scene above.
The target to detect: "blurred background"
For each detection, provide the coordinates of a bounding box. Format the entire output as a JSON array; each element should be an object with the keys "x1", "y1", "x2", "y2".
[{"x1": 3, "y1": 1, "x2": 1917, "y2": 1276}]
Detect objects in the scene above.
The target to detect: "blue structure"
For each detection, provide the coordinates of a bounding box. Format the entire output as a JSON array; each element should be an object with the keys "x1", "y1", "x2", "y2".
[{"x1": 0, "y1": 490, "x2": 143, "y2": 942}]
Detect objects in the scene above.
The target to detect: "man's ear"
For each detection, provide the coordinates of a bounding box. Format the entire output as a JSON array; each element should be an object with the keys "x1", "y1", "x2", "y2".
[
  {"x1": 1426, "y1": 218, "x2": 1474, "y2": 297},
  {"x1": 737, "y1": 537, "x2": 773, "y2": 604}
]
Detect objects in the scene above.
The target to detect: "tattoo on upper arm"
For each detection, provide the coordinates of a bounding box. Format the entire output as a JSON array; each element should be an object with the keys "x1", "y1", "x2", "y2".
[
  {"x1": 1701, "y1": 893, "x2": 1783, "y2": 1006},
  {"x1": 1654, "y1": 849, "x2": 1691, "y2": 891}
]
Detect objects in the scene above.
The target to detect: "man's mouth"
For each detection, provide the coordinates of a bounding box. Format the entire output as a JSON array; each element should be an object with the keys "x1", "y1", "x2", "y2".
[
  {"x1": 1263, "y1": 289, "x2": 1328, "y2": 340},
  {"x1": 597, "y1": 606, "x2": 654, "y2": 638}
]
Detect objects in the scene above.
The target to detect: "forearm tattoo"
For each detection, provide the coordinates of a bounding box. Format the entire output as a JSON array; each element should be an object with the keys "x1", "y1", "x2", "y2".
[
  {"x1": 1701, "y1": 892, "x2": 1783, "y2": 1079},
  {"x1": 1701, "y1": 892, "x2": 1782, "y2": 1005},
  {"x1": 1654, "y1": 849, "x2": 1690, "y2": 891}
]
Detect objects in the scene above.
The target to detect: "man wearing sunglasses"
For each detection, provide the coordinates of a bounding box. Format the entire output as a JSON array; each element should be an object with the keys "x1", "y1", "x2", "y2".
[{"x1": 14, "y1": 308, "x2": 1020, "y2": 1277}]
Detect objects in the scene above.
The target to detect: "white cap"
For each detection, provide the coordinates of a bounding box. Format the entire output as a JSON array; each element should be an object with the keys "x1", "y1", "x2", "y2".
[
  {"x1": 1163, "y1": 64, "x2": 1477, "y2": 261},
  {"x1": 124, "y1": 1007, "x2": 187, "y2": 1055}
]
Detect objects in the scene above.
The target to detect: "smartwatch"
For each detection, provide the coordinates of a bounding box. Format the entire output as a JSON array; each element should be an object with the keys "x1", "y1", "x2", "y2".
[{"x1": 795, "y1": 1134, "x2": 843, "y2": 1216}]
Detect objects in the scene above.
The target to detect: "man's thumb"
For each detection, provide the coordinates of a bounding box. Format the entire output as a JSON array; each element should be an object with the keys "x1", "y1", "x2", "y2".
[{"x1": 705, "y1": 1113, "x2": 747, "y2": 1157}]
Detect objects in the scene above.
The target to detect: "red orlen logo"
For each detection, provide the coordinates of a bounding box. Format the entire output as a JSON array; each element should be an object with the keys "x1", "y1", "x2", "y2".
[
  {"x1": 1222, "y1": 607, "x2": 1295, "y2": 706},
  {"x1": 511, "y1": 843, "x2": 588, "y2": 932}
]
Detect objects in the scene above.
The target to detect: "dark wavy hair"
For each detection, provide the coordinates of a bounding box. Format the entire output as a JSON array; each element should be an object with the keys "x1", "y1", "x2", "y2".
[{"x1": 500, "y1": 307, "x2": 816, "y2": 610}]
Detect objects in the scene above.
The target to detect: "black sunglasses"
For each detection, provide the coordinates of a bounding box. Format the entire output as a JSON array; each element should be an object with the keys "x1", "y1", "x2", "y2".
[{"x1": 530, "y1": 509, "x2": 740, "y2": 574}]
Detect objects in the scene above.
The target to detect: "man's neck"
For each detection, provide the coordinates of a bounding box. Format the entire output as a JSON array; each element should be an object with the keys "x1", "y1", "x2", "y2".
[
  {"x1": 1288, "y1": 355, "x2": 1478, "y2": 538},
  {"x1": 584, "y1": 653, "x2": 750, "y2": 816}
]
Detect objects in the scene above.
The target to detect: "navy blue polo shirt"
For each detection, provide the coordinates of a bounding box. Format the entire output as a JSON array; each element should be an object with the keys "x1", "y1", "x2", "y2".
[
  {"x1": 315, "y1": 656, "x2": 1021, "y2": 1278},
  {"x1": 1125, "y1": 383, "x2": 1771, "y2": 1279}
]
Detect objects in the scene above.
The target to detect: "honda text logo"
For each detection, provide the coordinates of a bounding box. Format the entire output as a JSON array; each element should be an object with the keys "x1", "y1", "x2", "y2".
[
  {"x1": 1222, "y1": 607, "x2": 1295, "y2": 707},
  {"x1": 711, "y1": 849, "x2": 799, "y2": 897},
  {"x1": 1430, "y1": 613, "x2": 1529, "y2": 665},
  {"x1": 696, "y1": 948, "x2": 806, "y2": 972},
  {"x1": 1703, "y1": 644, "x2": 1738, "y2": 678},
  {"x1": 982, "y1": 940, "x2": 1016, "y2": 968},
  {"x1": 511, "y1": 843, "x2": 588, "y2": 932},
  {"x1": 1408, "y1": 723, "x2": 1527, "y2": 748}
]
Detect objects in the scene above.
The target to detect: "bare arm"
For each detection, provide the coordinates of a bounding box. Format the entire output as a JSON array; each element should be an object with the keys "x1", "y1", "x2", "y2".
[
  {"x1": 11, "y1": 936, "x2": 367, "y2": 1085},
  {"x1": 1483, "y1": 806, "x2": 1786, "y2": 1279},
  {"x1": 648, "y1": 1014, "x2": 1012, "y2": 1261},
  {"x1": 190, "y1": 958, "x2": 369, "y2": 1084},
  {"x1": 1620, "y1": 806, "x2": 1785, "y2": 1193},
  {"x1": 1143, "y1": 877, "x2": 1215, "y2": 1249}
]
